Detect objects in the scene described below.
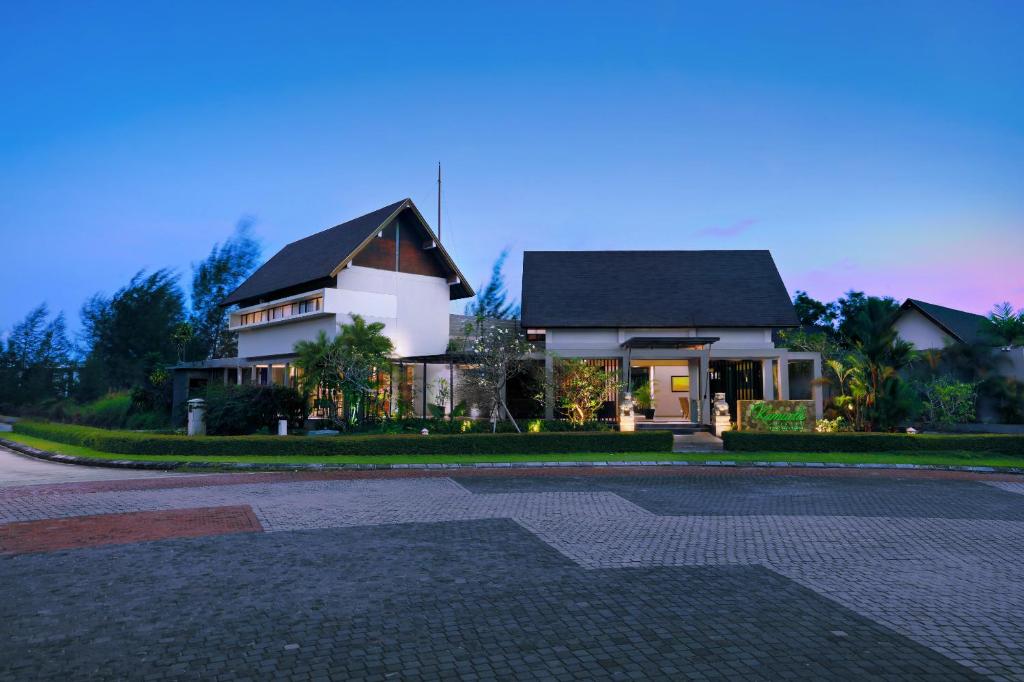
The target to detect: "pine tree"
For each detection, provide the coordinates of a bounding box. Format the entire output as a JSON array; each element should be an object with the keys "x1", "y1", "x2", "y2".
[{"x1": 465, "y1": 249, "x2": 520, "y2": 320}]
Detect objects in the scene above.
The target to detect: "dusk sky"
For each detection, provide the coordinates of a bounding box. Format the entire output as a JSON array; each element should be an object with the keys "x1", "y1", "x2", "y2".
[{"x1": 2, "y1": 1, "x2": 1022, "y2": 338}]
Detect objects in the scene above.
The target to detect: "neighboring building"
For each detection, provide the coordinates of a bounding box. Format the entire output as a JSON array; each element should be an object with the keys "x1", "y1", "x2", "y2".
[
  {"x1": 173, "y1": 201, "x2": 822, "y2": 425},
  {"x1": 521, "y1": 250, "x2": 823, "y2": 422},
  {"x1": 893, "y1": 298, "x2": 1024, "y2": 383},
  {"x1": 893, "y1": 298, "x2": 990, "y2": 350}
]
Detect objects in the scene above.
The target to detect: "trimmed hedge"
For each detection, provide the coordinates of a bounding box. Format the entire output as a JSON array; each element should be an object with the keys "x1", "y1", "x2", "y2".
[
  {"x1": 722, "y1": 430, "x2": 1024, "y2": 456},
  {"x1": 12, "y1": 421, "x2": 673, "y2": 457}
]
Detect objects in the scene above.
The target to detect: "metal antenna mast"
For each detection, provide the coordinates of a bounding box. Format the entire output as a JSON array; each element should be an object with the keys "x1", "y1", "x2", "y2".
[{"x1": 436, "y1": 162, "x2": 442, "y2": 242}]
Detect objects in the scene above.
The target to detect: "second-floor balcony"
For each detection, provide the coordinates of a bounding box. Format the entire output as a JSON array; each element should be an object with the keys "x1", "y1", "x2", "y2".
[{"x1": 228, "y1": 290, "x2": 329, "y2": 331}]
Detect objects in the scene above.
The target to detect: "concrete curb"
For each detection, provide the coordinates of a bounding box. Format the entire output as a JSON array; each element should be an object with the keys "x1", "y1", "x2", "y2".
[{"x1": 3, "y1": 437, "x2": 1024, "y2": 476}]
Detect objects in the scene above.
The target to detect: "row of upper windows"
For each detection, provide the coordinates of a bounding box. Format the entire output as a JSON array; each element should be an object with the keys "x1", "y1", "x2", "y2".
[{"x1": 237, "y1": 296, "x2": 323, "y2": 327}]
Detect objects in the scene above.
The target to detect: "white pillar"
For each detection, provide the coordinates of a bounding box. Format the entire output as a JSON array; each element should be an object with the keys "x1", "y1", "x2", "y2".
[
  {"x1": 778, "y1": 354, "x2": 790, "y2": 400},
  {"x1": 762, "y1": 359, "x2": 775, "y2": 400},
  {"x1": 812, "y1": 354, "x2": 824, "y2": 419},
  {"x1": 699, "y1": 351, "x2": 710, "y2": 425},
  {"x1": 236, "y1": 367, "x2": 242, "y2": 385}
]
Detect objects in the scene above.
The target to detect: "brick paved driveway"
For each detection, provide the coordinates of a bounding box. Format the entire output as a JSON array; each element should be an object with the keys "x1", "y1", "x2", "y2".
[{"x1": 3, "y1": 467, "x2": 1024, "y2": 680}]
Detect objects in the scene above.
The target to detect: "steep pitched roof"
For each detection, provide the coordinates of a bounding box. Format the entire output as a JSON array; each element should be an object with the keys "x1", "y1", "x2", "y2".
[
  {"x1": 900, "y1": 298, "x2": 990, "y2": 345},
  {"x1": 520, "y1": 250, "x2": 799, "y2": 328},
  {"x1": 222, "y1": 199, "x2": 472, "y2": 306}
]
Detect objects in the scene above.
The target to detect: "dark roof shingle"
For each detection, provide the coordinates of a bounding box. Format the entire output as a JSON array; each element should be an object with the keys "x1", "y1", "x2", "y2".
[
  {"x1": 222, "y1": 199, "x2": 472, "y2": 306},
  {"x1": 222, "y1": 200, "x2": 407, "y2": 307},
  {"x1": 520, "y1": 250, "x2": 798, "y2": 328},
  {"x1": 901, "y1": 299, "x2": 990, "y2": 345}
]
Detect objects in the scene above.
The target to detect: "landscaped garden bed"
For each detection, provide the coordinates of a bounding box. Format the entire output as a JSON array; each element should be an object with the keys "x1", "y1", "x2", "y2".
[
  {"x1": 12, "y1": 421, "x2": 673, "y2": 457},
  {"x1": 723, "y1": 430, "x2": 1024, "y2": 456}
]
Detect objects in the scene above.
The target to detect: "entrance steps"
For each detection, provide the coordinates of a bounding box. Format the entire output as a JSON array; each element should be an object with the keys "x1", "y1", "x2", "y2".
[
  {"x1": 672, "y1": 432, "x2": 724, "y2": 453},
  {"x1": 635, "y1": 420, "x2": 711, "y2": 436}
]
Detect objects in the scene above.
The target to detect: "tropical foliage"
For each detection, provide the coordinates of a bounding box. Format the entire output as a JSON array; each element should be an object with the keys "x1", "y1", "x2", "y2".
[
  {"x1": 292, "y1": 315, "x2": 394, "y2": 428},
  {"x1": 203, "y1": 384, "x2": 306, "y2": 435},
  {"x1": 554, "y1": 358, "x2": 620, "y2": 427},
  {"x1": 919, "y1": 376, "x2": 978, "y2": 426},
  {"x1": 985, "y1": 302, "x2": 1024, "y2": 349},
  {"x1": 460, "y1": 321, "x2": 534, "y2": 431}
]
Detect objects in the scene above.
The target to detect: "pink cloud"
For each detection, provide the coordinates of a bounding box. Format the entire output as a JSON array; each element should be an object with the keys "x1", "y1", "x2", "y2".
[{"x1": 789, "y1": 254, "x2": 1023, "y2": 315}]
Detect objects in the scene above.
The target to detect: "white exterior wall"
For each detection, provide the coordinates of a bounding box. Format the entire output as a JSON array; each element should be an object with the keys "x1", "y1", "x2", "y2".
[
  {"x1": 651, "y1": 365, "x2": 689, "y2": 417},
  {"x1": 546, "y1": 328, "x2": 620, "y2": 351},
  {"x1": 695, "y1": 328, "x2": 774, "y2": 349},
  {"x1": 547, "y1": 327, "x2": 774, "y2": 352},
  {"x1": 238, "y1": 316, "x2": 338, "y2": 359},
  {"x1": 234, "y1": 265, "x2": 451, "y2": 359},
  {"x1": 999, "y1": 347, "x2": 1024, "y2": 381},
  {"x1": 893, "y1": 309, "x2": 953, "y2": 350}
]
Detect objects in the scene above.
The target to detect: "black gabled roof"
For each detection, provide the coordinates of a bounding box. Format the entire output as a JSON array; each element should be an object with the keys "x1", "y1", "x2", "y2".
[
  {"x1": 520, "y1": 250, "x2": 799, "y2": 328},
  {"x1": 222, "y1": 199, "x2": 472, "y2": 306},
  {"x1": 900, "y1": 299, "x2": 990, "y2": 345}
]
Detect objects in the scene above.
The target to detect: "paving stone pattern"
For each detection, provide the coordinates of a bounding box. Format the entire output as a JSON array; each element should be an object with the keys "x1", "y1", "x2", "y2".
[
  {"x1": 1, "y1": 520, "x2": 985, "y2": 681},
  {"x1": 2, "y1": 471, "x2": 1024, "y2": 679}
]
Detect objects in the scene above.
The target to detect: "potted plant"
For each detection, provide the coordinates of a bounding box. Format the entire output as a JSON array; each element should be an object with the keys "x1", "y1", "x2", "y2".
[{"x1": 633, "y1": 384, "x2": 655, "y2": 420}]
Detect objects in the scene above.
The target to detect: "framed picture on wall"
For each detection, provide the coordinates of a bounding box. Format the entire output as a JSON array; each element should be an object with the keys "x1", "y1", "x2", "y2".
[{"x1": 671, "y1": 376, "x2": 689, "y2": 392}]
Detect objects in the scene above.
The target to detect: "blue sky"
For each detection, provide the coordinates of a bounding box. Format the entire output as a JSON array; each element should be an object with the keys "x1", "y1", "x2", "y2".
[{"x1": 1, "y1": 1, "x2": 1022, "y2": 338}]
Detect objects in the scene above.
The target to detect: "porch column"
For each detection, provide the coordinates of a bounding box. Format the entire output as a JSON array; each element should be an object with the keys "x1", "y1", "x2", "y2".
[
  {"x1": 762, "y1": 359, "x2": 775, "y2": 400},
  {"x1": 811, "y1": 354, "x2": 824, "y2": 419},
  {"x1": 619, "y1": 354, "x2": 630, "y2": 407},
  {"x1": 449, "y1": 362, "x2": 455, "y2": 416},
  {"x1": 544, "y1": 354, "x2": 555, "y2": 419},
  {"x1": 223, "y1": 367, "x2": 229, "y2": 385},
  {"x1": 778, "y1": 354, "x2": 790, "y2": 400},
  {"x1": 688, "y1": 359, "x2": 700, "y2": 423},
  {"x1": 236, "y1": 366, "x2": 242, "y2": 385},
  {"x1": 422, "y1": 362, "x2": 428, "y2": 418},
  {"x1": 699, "y1": 351, "x2": 710, "y2": 425},
  {"x1": 283, "y1": 363, "x2": 290, "y2": 388}
]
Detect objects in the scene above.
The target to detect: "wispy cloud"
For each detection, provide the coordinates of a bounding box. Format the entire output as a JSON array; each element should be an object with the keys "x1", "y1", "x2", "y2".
[{"x1": 696, "y1": 218, "x2": 759, "y2": 238}]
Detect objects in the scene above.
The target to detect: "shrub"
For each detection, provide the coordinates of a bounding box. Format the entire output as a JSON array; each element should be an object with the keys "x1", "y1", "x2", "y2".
[
  {"x1": 124, "y1": 411, "x2": 171, "y2": 430},
  {"x1": 77, "y1": 392, "x2": 133, "y2": 429},
  {"x1": 348, "y1": 417, "x2": 612, "y2": 435},
  {"x1": 814, "y1": 417, "x2": 850, "y2": 433},
  {"x1": 555, "y1": 358, "x2": 620, "y2": 427},
  {"x1": 919, "y1": 377, "x2": 977, "y2": 426},
  {"x1": 12, "y1": 421, "x2": 673, "y2": 457},
  {"x1": 204, "y1": 384, "x2": 306, "y2": 435},
  {"x1": 722, "y1": 430, "x2": 1024, "y2": 456}
]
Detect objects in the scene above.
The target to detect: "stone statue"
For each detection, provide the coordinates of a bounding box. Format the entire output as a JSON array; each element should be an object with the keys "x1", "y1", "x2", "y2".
[{"x1": 712, "y1": 392, "x2": 730, "y2": 418}]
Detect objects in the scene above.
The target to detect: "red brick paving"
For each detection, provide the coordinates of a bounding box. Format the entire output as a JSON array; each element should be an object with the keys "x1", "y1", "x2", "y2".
[
  {"x1": 0, "y1": 463, "x2": 1022, "y2": 501},
  {"x1": 0, "y1": 505, "x2": 263, "y2": 555}
]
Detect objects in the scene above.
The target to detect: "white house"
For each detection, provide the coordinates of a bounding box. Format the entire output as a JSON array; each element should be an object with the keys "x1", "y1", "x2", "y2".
[
  {"x1": 171, "y1": 198, "x2": 473, "y2": 417},
  {"x1": 520, "y1": 251, "x2": 823, "y2": 424},
  {"x1": 173, "y1": 200, "x2": 822, "y2": 427},
  {"x1": 893, "y1": 298, "x2": 1024, "y2": 381}
]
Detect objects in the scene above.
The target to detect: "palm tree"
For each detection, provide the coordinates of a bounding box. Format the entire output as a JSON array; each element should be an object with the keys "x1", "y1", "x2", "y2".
[
  {"x1": 847, "y1": 297, "x2": 918, "y2": 430},
  {"x1": 293, "y1": 331, "x2": 345, "y2": 420},
  {"x1": 986, "y1": 302, "x2": 1024, "y2": 349},
  {"x1": 336, "y1": 314, "x2": 394, "y2": 361},
  {"x1": 335, "y1": 314, "x2": 394, "y2": 423},
  {"x1": 293, "y1": 316, "x2": 395, "y2": 426}
]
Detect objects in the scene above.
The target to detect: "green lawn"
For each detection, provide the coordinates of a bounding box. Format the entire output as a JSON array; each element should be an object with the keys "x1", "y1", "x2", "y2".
[{"x1": 4, "y1": 432, "x2": 1023, "y2": 469}]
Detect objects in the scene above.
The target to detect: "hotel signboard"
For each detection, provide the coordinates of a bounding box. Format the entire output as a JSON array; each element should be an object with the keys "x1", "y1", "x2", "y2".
[{"x1": 737, "y1": 400, "x2": 816, "y2": 432}]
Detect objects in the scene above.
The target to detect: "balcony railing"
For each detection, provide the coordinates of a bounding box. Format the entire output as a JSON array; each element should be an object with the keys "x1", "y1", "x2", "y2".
[{"x1": 231, "y1": 294, "x2": 325, "y2": 330}]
